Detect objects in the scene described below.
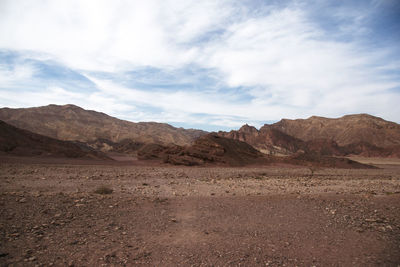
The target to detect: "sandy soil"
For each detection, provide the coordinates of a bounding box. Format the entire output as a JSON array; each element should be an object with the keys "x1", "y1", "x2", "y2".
[{"x1": 1, "y1": 158, "x2": 400, "y2": 266}]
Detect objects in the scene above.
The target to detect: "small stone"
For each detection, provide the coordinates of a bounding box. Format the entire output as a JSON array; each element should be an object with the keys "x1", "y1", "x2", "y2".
[
  {"x1": 28, "y1": 256, "x2": 37, "y2": 261},
  {"x1": 19, "y1": 198, "x2": 26, "y2": 203},
  {"x1": 171, "y1": 219, "x2": 177, "y2": 223}
]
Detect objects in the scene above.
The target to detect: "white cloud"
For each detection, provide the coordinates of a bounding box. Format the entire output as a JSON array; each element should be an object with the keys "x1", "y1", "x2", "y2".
[
  {"x1": 0, "y1": 62, "x2": 37, "y2": 87},
  {"x1": 0, "y1": 85, "x2": 134, "y2": 117},
  {"x1": 195, "y1": 5, "x2": 400, "y2": 122},
  {"x1": 0, "y1": 0, "x2": 399, "y2": 128},
  {"x1": 86, "y1": 75, "x2": 250, "y2": 118},
  {"x1": 0, "y1": 0, "x2": 230, "y2": 71}
]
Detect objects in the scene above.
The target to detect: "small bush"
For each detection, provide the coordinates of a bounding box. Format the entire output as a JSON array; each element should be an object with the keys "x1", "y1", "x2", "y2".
[{"x1": 94, "y1": 185, "x2": 113, "y2": 194}]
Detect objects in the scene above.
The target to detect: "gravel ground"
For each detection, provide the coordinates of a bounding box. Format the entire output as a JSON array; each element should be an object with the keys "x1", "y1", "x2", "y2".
[{"x1": 1, "y1": 159, "x2": 400, "y2": 266}]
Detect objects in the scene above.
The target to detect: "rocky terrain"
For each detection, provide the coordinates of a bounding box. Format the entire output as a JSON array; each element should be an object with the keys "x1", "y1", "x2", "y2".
[
  {"x1": 218, "y1": 115, "x2": 400, "y2": 158},
  {"x1": 138, "y1": 134, "x2": 266, "y2": 166},
  {"x1": 218, "y1": 124, "x2": 309, "y2": 155},
  {"x1": 0, "y1": 159, "x2": 399, "y2": 266},
  {"x1": 268, "y1": 114, "x2": 400, "y2": 147},
  {"x1": 0, "y1": 119, "x2": 374, "y2": 169},
  {"x1": 1, "y1": 105, "x2": 400, "y2": 266},
  {"x1": 0, "y1": 120, "x2": 107, "y2": 159},
  {"x1": 0, "y1": 104, "x2": 206, "y2": 148},
  {"x1": 136, "y1": 133, "x2": 374, "y2": 169},
  {"x1": 2, "y1": 105, "x2": 400, "y2": 160}
]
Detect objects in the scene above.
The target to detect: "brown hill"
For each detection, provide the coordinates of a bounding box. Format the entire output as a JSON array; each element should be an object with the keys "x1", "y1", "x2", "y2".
[
  {"x1": 219, "y1": 120, "x2": 400, "y2": 158},
  {"x1": 218, "y1": 125, "x2": 305, "y2": 155},
  {"x1": 219, "y1": 126, "x2": 345, "y2": 157},
  {"x1": 267, "y1": 114, "x2": 400, "y2": 148},
  {"x1": 0, "y1": 104, "x2": 207, "y2": 148},
  {"x1": 137, "y1": 134, "x2": 267, "y2": 166},
  {"x1": 0, "y1": 120, "x2": 108, "y2": 159},
  {"x1": 136, "y1": 134, "x2": 374, "y2": 169}
]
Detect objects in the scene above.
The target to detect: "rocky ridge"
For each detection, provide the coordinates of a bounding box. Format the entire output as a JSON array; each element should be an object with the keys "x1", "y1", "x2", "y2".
[
  {"x1": 0, "y1": 104, "x2": 207, "y2": 149},
  {"x1": 218, "y1": 115, "x2": 400, "y2": 158},
  {"x1": 268, "y1": 114, "x2": 400, "y2": 147}
]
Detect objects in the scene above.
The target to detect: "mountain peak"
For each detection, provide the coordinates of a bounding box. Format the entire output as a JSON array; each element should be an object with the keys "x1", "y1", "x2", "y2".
[{"x1": 238, "y1": 124, "x2": 258, "y2": 133}]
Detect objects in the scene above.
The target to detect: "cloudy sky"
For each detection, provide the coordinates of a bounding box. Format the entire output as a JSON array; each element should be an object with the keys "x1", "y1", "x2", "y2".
[{"x1": 0, "y1": 0, "x2": 399, "y2": 131}]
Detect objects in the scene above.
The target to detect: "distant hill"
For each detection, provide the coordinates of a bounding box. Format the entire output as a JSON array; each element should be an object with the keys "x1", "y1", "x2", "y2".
[
  {"x1": 218, "y1": 114, "x2": 400, "y2": 158},
  {"x1": 2, "y1": 104, "x2": 399, "y2": 160},
  {"x1": 136, "y1": 133, "x2": 374, "y2": 168},
  {"x1": 267, "y1": 114, "x2": 400, "y2": 148},
  {"x1": 137, "y1": 134, "x2": 266, "y2": 166},
  {"x1": 0, "y1": 120, "x2": 108, "y2": 159},
  {"x1": 0, "y1": 104, "x2": 207, "y2": 150}
]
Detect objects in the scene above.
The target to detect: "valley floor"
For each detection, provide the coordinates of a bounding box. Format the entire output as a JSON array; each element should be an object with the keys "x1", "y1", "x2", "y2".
[{"x1": 1, "y1": 159, "x2": 400, "y2": 266}]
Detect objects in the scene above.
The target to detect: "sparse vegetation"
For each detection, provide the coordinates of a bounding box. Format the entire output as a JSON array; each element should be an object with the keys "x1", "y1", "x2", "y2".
[
  {"x1": 308, "y1": 166, "x2": 320, "y2": 178},
  {"x1": 94, "y1": 185, "x2": 113, "y2": 194}
]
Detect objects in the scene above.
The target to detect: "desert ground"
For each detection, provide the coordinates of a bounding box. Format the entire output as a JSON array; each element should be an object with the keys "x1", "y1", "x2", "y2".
[{"x1": 1, "y1": 157, "x2": 400, "y2": 266}]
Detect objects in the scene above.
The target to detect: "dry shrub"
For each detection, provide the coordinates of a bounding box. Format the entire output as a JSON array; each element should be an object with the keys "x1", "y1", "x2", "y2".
[{"x1": 94, "y1": 185, "x2": 113, "y2": 194}]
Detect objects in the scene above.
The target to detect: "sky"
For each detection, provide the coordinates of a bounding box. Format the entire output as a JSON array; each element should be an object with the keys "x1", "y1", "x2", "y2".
[{"x1": 0, "y1": 0, "x2": 399, "y2": 131}]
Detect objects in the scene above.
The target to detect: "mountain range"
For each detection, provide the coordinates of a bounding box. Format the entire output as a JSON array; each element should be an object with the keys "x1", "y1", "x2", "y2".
[
  {"x1": 0, "y1": 104, "x2": 205, "y2": 151},
  {"x1": 1, "y1": 104, "x2": 400, "y2": 165},
  {"x1": 218, "y1": 116, "x2": 400, "y2": 158}
]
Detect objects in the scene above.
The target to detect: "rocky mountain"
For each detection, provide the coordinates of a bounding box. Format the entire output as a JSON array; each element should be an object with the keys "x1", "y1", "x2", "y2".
[
  {"x1": 0, "y1": 104, "x2": 207, "y2": 149},
  {"x1": 218, "y1": 124, "x2": 306, "y2": 155},
  {"x1": 0, "y1": 120, "x2": 107, "y2": 159},
  {"x1": 137, "y1": 134, "x2": 266, "y2": 166},
  {"x1": 2, "y1": 104, "x2": 399, "y2": 160},
  {"x1": 218, "y1": 114, "x2": 400, "y2": 158},
  {"x1": 267, "y1": 114, "x2": 400, "y2": 148},
  {"x1": 136, "y1": 133, "x2": 374, "y2": 168}
]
